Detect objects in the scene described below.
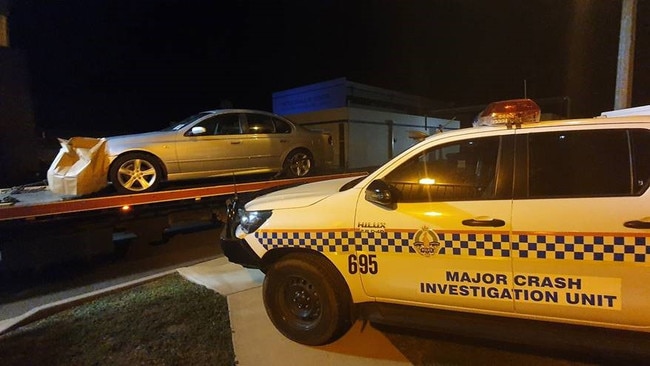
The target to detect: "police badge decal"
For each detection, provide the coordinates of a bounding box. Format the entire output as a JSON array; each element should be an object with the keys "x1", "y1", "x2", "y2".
[{"x1": 412, "y1": 226, "x2": 441, "y2": 257}]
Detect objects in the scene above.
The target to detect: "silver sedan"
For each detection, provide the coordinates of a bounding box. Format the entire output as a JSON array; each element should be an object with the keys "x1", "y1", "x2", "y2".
[{"x1": 106, "y1": 109, "x2": 333, "y2": 193}]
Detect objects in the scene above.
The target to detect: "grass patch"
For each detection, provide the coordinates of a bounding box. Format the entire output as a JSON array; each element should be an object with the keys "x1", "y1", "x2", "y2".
[{"x1": 0, "y1": 273, "x2": 235, "y2": 365}]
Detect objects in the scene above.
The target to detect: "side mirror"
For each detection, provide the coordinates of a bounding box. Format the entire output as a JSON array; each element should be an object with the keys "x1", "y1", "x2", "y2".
[
  {"x1": 365, "y1": 180, "x2": 397, "y2": 209},
  {"x1": 189, "y1": 126, "x2": 207, "y2": 136}
]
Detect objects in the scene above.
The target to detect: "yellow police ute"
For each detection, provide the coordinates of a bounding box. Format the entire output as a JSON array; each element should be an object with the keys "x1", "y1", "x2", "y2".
[{"x1": 221, "y1": 99, "x2": 650, "y2": 346}]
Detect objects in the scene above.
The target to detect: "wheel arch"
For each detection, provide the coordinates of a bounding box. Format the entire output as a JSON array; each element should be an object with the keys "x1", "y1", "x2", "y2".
[
  {"x1": 261, "y1": 248, "x2": 352, "y2": 296},
  {"x1": 261, "y1": 247, "x2": 326, "y2": 272}
]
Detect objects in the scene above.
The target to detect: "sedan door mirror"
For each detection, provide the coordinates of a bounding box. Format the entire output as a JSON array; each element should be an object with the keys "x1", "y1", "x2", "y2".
[
  {"x1": 365, "y1": 179, "x2": 397, "y2": 209},
  {"x1": 189, "y1": 126, "x2": 207, "y2": 136}
]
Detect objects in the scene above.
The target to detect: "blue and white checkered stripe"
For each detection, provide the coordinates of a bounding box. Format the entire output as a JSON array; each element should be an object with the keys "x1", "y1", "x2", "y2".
[
  {"x1": 254, "y1": 230, "x2": 649, "y2": 263},
  {"x1": 512, "y1": 233, "x2": 649, "y2": 262},
  {"x1": 437, "y1": 233, "x2": 511, "y2": 257},
  {"x1": 255, "y1": 231, "x2": 413, "y2": 253}
]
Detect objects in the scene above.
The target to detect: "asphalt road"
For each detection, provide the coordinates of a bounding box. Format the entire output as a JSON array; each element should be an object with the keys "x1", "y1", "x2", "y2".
[{"x1": 1, "y1": 226, "x2": 649, "y2": 365}]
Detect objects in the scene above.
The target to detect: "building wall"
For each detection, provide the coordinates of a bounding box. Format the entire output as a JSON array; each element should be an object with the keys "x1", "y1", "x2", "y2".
[
  {"x1": 347, "y1": 121, "x2": 389, "y2": 168},
  {"x1": 288, "y1": 107, "x2": 458, "y2": 169},
  {"x1": 273, "y1": 78, "x2": 349, "y2": 116},
  {"x1": 273, "y1": 77, "x2": 445, "y2": 117},
  {"x1": 275, "y1": 78, "x2": 459, "y2": 170}
]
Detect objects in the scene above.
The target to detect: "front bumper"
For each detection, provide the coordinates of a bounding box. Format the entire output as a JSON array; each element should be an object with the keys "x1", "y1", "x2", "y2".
[
  {"x1": 220, "y1": 196, "x2": 262, "y2": 269},
  {"x1": 220, "y1": 230, "x2": 262, "y2": 269}
]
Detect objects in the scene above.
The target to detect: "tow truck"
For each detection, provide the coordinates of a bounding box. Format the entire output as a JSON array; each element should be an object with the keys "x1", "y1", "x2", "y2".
[{"x1": 0, "y1": 172, "x2": 365, "y2": 273}]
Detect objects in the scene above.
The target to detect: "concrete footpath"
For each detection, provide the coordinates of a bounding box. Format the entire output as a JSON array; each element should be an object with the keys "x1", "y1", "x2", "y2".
[
  {"x1": 1, "y1": 257, "x2": 411, "y2": 365},
  {"x1": 179, "y1": 257, "x2": 411, "y2": 366}
]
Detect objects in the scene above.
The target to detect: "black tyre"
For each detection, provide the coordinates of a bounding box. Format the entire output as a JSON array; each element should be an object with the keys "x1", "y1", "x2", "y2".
[
  {"x1": 263, "y1": 253, "x2": 353, "y2": 346},
  {"x1": 283, "y1": 150, "x2": 313, "y2": 178},
  {"x1": 109, "y1": 153, "x2": 162, "y2": 194}
]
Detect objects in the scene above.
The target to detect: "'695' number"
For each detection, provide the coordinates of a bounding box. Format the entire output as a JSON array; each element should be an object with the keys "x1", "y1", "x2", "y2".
[{"x1": 348, "y1": 254, "x2": 378, "y2": 274}]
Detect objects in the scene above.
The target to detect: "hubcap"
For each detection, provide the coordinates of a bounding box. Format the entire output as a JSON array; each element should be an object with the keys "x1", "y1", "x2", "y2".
[
  {"x1": 285, "y1": 276, "x2": 321, "y2": 324},
  {"x1": 288, "y1": 153, "x2": 311, "y2": 177},
  {"x1": 117, "y1": 158, "x2": 157, "y2": 192}
]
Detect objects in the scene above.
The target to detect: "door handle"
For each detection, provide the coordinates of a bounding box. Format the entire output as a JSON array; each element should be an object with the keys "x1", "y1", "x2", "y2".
[
  {"x1": 280, "y1": 139, "x2": 288, "y2": 143},
  {"x1": 462, "y1": 217, "x2": 506, "y2": 227},
  {"x1": 231, "y1": 141, "x2": 242, "y2": 145},
  {"x1": 624, "y1": 219, "x2": 650, "y2": 229}
]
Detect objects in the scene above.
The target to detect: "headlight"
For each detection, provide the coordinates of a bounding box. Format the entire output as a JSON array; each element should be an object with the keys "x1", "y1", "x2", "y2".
[{"x1": 239, "y1": 210, "x2": 272, "y2": 234}]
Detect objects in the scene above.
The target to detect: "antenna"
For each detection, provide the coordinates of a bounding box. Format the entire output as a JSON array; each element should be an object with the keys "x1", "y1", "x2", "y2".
[
  {"x1": 231, "y1": 172, "x2": 238, "y2": 199},
  {"x1": 224, "y1": 172, "x2": 239, "y2": 236},
  {"x1": 523, "y1": 79, "x2": 527, "y2": 98}
]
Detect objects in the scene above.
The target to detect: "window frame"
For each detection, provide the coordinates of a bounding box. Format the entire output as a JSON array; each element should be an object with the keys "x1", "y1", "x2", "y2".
[
  {"x1": 515, "y1": 128, "x2": 641, "y2": 199},
  {"x1": 382, "y1": 135, "x2": 510, "y2": 203}
]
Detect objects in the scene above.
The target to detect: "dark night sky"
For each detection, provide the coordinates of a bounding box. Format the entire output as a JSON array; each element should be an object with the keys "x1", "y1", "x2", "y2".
[{"x1": 8, "y1": 0, "x2": 650, "y2": 135}]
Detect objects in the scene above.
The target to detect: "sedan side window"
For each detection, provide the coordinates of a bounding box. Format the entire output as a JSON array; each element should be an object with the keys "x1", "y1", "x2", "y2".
[
  {"x1": 245, "y1": 113, "x2": 275, "y2": 134},
  {"x1": 215, "y1": 114, "x2": 242, "y2": 135},
  {"x1": 273, "y1": 118, "x2": 292, "y2": 133},
  {"x1": 384, "y1": 136, "x2": 500, "y2": 202},
  {"x1": 193, "y1": 116, "x2": 219, "y2": 135}
]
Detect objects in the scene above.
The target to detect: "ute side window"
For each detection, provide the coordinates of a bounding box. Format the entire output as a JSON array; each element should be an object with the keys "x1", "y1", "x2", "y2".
[
  {"x1": 631, "y1": 129, "x2": 650, "y2": 195},
  {"x1": 383, "y1": 136, "x2": 500, "y2": 202},
  {"x1": 527, "y1": 129, "x2": 630, "y2": 197}
]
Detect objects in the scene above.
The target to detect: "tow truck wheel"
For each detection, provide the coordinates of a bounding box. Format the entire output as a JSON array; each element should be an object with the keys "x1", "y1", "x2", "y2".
[
  {"x1": 283, "y1": 150, "x2": 313, "y2": 178},
  {"x1": 263, "y1": 253, "x2": 353, "y2": 346},
  {"x1": 110, "y1": 153, "x2": 162, "y2": 194}
]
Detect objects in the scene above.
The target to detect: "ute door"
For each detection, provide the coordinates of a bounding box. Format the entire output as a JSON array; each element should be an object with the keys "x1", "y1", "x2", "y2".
[
  {"x1": 510, "y1": 127, "x2": 650, "y2": 329},
  {"x1": 355, "y1": 131, "x2": 517, "y2": 314}
]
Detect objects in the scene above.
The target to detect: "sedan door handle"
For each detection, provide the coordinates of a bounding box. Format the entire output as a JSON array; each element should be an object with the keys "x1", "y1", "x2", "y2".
[
  {"x1": 231, "y1": 141, "x2": 242, "y2": 145},
  {"x1": 462, "y1": 217, "x2": 506, "y2": 227},
  {"x1": 624, "y1": 218, "x2": 650, "y2": 229}
]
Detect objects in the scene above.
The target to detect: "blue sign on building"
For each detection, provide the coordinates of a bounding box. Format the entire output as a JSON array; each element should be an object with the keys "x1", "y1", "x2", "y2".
[{"x1": 272, "y1": 78, "x2": 349, "y2": 116}]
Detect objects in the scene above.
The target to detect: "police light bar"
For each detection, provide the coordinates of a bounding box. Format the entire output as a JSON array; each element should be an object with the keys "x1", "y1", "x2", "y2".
[{"x1": 475, "y1": 99, "x2": 541, "y2": 127}]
